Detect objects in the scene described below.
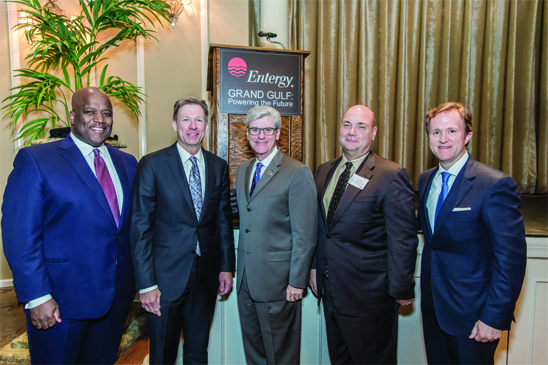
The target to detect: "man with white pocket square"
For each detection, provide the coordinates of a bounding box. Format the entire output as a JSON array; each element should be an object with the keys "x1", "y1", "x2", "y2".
[{"x1": 417, "y1": 102, "x2": 527, "y2": 365}]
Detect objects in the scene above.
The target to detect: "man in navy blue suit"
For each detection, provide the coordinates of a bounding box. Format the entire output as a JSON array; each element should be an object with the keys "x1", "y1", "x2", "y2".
[
  {"x1": 2, "y1": 87, "x2": 138, "y2": 364},
  {"x1": 418, "y1": 102, "x2": 526, "y2": 364}
]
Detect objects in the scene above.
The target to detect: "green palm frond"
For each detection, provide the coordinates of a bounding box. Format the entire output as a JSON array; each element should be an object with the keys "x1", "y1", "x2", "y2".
[{"x1": 2, "y1": 0, "x2": 170, "y2": 142}]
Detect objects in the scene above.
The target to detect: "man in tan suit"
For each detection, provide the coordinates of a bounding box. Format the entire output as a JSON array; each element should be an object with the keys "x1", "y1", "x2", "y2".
[{"x1": 235, "y1": 105, "x2": 317, "y2": 364}]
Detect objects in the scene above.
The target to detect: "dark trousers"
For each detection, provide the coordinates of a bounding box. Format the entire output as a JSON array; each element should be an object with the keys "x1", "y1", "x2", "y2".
[
  {"x1": 26, "y1": 287, "x2": 134, "y2": 365},
  {"x1": 422, "y1": 286, "x2": 499, "y2": 365},
  {"x1": 146, "y1": 255, "x2": 218, "y2": 365},
  {"x1": 237, "y1": 270, "x2": 302, "y2": 365},
  {"x1": 322, "y1": 277, "x2": 398, "y2": 365}
]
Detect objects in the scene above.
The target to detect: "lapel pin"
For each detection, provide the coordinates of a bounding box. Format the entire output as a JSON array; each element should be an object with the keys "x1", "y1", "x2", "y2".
[{"x1": 268, "y1": 171, "x2": 273, "y2": 176}]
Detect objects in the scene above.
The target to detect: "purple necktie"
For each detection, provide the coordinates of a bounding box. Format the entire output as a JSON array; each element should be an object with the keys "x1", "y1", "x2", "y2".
[{"x1": 94, "y1": 149, "x2": 120, "y2": 227}]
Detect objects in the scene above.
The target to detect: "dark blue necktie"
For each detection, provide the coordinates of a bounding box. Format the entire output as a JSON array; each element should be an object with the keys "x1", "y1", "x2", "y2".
[
  {"x1": 250, "y1": 162, "x2": 263, "y2": 197},
  {"x1": 434, "y1": 171, "x2": 451, "y2": 226}
]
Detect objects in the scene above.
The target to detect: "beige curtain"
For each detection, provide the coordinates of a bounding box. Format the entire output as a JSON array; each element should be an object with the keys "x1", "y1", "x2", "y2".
[{"x1": 289, "y1": 0, "x2": 547, "y2": 193}]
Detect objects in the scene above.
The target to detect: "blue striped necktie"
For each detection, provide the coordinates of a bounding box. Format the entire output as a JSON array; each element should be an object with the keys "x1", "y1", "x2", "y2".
[{"x1": 250, "y1": 162, "x2": 263, "y2": 197}]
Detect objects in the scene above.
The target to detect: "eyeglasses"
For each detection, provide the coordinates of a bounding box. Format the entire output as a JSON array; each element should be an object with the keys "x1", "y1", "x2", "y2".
[{"x1": 247, "y1": 127, "x2": 278, "y2": 136}]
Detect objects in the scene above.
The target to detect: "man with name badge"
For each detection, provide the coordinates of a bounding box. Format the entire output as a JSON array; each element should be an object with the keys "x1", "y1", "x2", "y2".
[
  {"x1": 130, "y1": 97, "x2": 235, "y2": 364},
  {"x1": 2, "y1": 87, "x2": 138, "y2": 364},
  {"x1": 418, "y1": 102, "x2": 526, "y2": 364},
  {"x1": 309, "y1": 104, "x2": 418, "y2": 364},
  {"x1": 234, "y1": 105, "x2": 317, "y2": 364}
]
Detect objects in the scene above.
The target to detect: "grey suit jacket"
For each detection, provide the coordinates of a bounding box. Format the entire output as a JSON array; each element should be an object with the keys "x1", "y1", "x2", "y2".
[
  {"x1": 313, "y1": 152, "x2": 418, "y2": 317},
  {"x1": 235, "y1": 148, "x2": 318, "y2": 302}
]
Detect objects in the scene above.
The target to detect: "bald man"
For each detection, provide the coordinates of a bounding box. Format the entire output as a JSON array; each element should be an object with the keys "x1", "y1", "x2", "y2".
[
  {"x1": 2, "y1": 87, "x2": 138, "y2": 364},
  {"x1": 309, "y1": 105, "x2": 418, "y2": 364}
]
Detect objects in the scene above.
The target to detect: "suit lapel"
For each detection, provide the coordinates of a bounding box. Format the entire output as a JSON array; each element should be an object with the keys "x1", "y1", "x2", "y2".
[
  {"x1": 59, "y1": 137, "x2": 117, "y2": 227},
  {"x1": 318, "y1": 158, "x2": 341, "y2": 230},
  {"x1": 244, "y1": 159, "x2": 254, "y2": 204},
  {"x1": 166, "y1": 143, "x2": 197, "y2": 220},
  {"x1": 328, "y1": 153, "x2": 374, "y2": 231},
  {"x1": 420, "y1": 168, "x2": 437, "y2": 243},
  {"x1": 200, "y1": 149, "x2": 214, "y2": 224},
  {"x1": 248, "y1": 149, "x2": 283, "y2": 203},
  {"x1": 107, "y1": 146, "x2": 129, "y2": 232},
  {"x1": 433, "y1": 157, "x2": 475, "y2": 236}
]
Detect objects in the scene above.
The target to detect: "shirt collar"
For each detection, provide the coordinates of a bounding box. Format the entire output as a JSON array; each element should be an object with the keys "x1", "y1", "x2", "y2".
[
  {"x1": 69, "y1": 133, "x2": 106, "y2": 157},
  {"x1": 255, "y1": 147, "x2": 279, "y2": 169},
  {"x1": 436, "y1": 152, "x2": 469, "y2": 178},
  {"x1": 176, "y1": 143, "x2": 204, "y2": 164},
  {"x1": 341, "y1": 151, "x2": 370, "y2": 171}
]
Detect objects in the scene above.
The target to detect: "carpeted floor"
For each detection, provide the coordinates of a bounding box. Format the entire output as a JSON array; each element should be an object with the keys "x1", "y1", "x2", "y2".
[
  {"x1": 0, "y1": 288, "x2": 148, "y2": 365},
  {"x1": 0, "y1": 287, "x2": 26, "y2": 350}
]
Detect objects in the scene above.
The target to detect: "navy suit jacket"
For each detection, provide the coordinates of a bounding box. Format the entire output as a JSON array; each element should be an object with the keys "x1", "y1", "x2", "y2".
[
  {"x1": 418, "y1": 156, "x2": 527, "y2": 337},
  {"x1": 2, "y1": 136, "x2": 138, "y2": 320},
  {"x1": 130, "y1": 144, "x2": 235, "y2": 301},
  {"x1": 314, "y1": 153, "x2": 418, "y2": 317}
]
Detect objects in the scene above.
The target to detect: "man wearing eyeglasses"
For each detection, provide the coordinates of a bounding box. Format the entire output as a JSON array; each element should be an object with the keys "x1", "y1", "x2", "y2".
[{"x1": 234, "y1": 105, "x2": 317, "y2": 364}]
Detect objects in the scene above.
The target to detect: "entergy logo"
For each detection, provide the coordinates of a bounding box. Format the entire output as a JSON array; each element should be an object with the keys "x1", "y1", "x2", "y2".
[{"x1": 228, "y1": 57, "x2": 247, "y2": 77}]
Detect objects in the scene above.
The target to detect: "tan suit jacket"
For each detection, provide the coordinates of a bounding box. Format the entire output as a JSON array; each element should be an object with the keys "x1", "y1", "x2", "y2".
[{"x1": 235, "y1": 148, "x2": 317, "y2": 302}]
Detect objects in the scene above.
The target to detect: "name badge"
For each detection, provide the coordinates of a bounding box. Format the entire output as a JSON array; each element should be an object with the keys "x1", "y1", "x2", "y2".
[{"x1": 348, "y1": 174, "x2": 369, "y2": 190}]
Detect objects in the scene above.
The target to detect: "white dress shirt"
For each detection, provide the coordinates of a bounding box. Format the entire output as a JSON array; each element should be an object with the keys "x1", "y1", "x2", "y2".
[
  {"x1": 426, "y1": 153, "x2": 469, "y2": 233},
  {"x1": 27, "y1": 134, "x2": 123, "y2": 309},
  {"x1": 139, "y1": 145, "x2": 206, "y2": 294},
  {"x1": 248, "y1": 147, "x2": 278, "y2": 191}
]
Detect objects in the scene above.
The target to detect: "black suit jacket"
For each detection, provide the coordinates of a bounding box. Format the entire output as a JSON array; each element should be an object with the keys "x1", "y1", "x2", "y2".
[
  {"x1": 130, "y1": 144, "x2": 235, "y2": 301},
  {"x1": 314, "y1": 152, "x2": 418, "y2": 317}
]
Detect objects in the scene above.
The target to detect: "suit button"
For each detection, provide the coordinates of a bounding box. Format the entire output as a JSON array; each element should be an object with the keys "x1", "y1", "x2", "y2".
[
  {"x1": 432, "y1": 247, "x2": 436, "y2": 251},
  {"x1": 115, "y1": 235, "x2": 119, "y2": 240},
  {"x1": 111, "y1": 258, "x2": 116, "y2": 262},
  {"x1": 247, "y1": 208, "x2": 251, "y2": 212},
  {"x1": 426, "y1": 271, "x2": 430, "y2": 275},
  {"x1": 326, "y1": 234, "x2": 331, "y2": 239},
  {"x1": 245, "y1": 229, "x2": 250, "y2": 233}
]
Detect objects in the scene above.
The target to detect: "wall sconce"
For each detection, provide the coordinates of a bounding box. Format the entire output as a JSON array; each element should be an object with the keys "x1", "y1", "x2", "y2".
[
  {"x1": 42, "y1": 0, "x2": 64, "y2": 15},
  {"x1": 167, "y1": 0, "x2": 191, "y2": 27}
]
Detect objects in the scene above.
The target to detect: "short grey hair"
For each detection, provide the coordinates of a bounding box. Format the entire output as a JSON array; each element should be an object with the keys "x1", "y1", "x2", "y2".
[{"x1": 245, "y1": 106, "x2": 282, "y2": 129}]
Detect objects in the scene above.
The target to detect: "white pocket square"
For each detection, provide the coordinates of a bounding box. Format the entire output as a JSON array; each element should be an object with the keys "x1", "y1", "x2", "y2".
[{"x1": 453, "y1": 207, "x2": 472, "y2": 211}]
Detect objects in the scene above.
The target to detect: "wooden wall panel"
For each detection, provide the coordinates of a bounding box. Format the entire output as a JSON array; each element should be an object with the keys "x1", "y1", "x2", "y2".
[{"x1": 228, "y1": 115, "x2": 291, "y2": 186}]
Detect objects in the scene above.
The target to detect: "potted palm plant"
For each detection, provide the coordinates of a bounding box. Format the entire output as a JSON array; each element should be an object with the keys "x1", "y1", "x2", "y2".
[{"x1": 2, "y1": 0, "x2": 171, "y2": 145}]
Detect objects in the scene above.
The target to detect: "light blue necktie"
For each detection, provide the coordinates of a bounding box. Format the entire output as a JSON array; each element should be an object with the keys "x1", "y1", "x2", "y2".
[
  {"x1": 434, "y1": 171, "x2": 451, "y2": 227},
  {"x1": 250, "y1": 162, "x2": 263, "y2": 197},
  {"x1": 189, "y1": 156, "x2": 202, "y2": 255}
]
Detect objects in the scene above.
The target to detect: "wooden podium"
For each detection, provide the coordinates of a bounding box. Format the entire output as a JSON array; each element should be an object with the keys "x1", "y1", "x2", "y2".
[{"x1": 207, "y1": 44, "x2": 310, "y2": 185}]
